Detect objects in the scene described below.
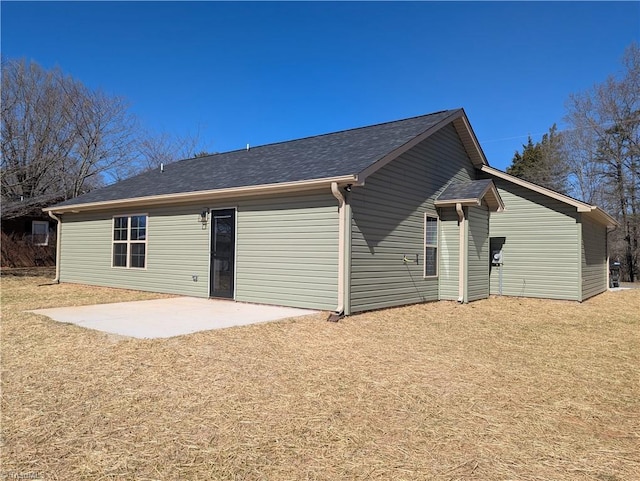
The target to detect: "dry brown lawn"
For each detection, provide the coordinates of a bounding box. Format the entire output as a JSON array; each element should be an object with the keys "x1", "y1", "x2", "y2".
[{"x1": 1, "y1": 271, "x2": 639, "y2": 480}]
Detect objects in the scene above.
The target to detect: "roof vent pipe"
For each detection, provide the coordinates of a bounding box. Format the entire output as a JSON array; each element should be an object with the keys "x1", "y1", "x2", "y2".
[
  {"x1": 246, "y1": 144, "x2": 250, "y2": 151},
  {"x1": 160, "y1": 163, "x2": 164, "y2": 173}
]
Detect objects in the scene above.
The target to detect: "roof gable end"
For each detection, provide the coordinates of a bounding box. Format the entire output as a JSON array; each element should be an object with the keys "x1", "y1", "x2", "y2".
[
  {"x1": 357, "y1": 108, "x2": 487, "y2": 182},
  {"x1": 435, "y1": 179, "x2": 504, "y2": 212},
  {"x1": 481, "y1": 165, "x2": 617, "y2": 227}
]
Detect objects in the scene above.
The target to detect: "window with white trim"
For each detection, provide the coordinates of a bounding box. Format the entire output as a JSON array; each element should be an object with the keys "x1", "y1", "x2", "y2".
[
  {"x1": 112, "y1": 215, "x2": 147, "y2": 268},
  {"x1": 32, "y1": 220, "x2": 50, "y2": 246},
  {"x1": 424, "y1": 214, "x2": 438, "y2": 277}
]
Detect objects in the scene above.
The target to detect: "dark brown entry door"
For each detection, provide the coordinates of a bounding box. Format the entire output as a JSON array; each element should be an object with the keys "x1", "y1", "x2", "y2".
[{"x1": 210, "y1": 209, "x2": 235, "y2": 298}]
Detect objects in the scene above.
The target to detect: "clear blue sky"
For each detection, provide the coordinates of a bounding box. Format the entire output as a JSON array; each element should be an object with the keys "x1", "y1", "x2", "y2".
[{"x1": 2, "y1": 1, "x2": 639, "y2": 170}]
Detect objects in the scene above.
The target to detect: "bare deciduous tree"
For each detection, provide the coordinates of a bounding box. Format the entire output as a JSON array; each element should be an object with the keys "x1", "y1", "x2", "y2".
[
  {"x1": 138, "y1": 129, "x2": 208, "y2": 170},
  {"x1": 1, "y1": 58, "x2": 213, "y2": 216},
  {"x1": 1, "y1": 58, "x2": 140, "y2": 205},
  {"x1": 564, "y1": 43, "x2": 640, "y2": 281}
]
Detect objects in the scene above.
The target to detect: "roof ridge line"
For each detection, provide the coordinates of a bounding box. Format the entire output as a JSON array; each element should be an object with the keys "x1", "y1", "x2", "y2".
[{"x1": 185, "y1": 109, "x2": 462, "y2": 161}]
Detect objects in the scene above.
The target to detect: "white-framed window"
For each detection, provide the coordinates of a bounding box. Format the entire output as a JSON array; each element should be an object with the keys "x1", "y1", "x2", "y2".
[
  {"x1": 424, "y1": 214, "x2": 438, "y2": 278},
  {"x1": 112, "y1": 215, "x2": 147, "y2": 268},
  {"x1": 32, "y1": 220, "x2": 50, "y2": 246}
]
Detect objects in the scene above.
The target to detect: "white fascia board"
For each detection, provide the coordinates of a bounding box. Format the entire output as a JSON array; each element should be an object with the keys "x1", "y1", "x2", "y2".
[
  {"x1": 482, "y1": 165, "x2": 592, "y2": 211},
  {"x1": 44, "y1": 175, "x2": 359, "y2": 214},
  {"x1": 587, "y1": 207, "x2": 619, "y2": 228},
  {"x1": 452, "y1": 114, "x2": 489, "y2": 168},
  {"x1": 480, "y1": 181, "x2": 505, "y2": 212},
  {"x1": 481, "y1": 165, "x2": 617, "y2": 226},
  {"x1": 434, "y1": 198, "x2": 481, "y2": 207},
  {"x1": 435, "y1": 183, "x2": 505, "y2": 213}
]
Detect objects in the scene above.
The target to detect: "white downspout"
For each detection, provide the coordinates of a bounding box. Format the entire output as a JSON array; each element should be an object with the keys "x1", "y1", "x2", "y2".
[
  {"x1": 606, "y1": 225, "x2": 616, "y2": 290},
  {"x1": 456, "y1": 203, "x2": 465, "y2": 303},
  {"x1": 331, "y1": 182, "x2": 345, "y2": 317},
  {"x1": 48, "y1": 211, "x2": 62, "y2": 283}
]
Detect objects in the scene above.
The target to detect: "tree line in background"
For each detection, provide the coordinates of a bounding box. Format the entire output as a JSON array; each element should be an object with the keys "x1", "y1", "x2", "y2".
[
  {"x1": 2, "y1": 48, "x2": 639, "y2": 281},
  {"x1": 1, "y1": 57, "x2": 211, "y2": 214},
  {"x1": 507, "y1": 43, "x2": 639, "y2": 282}
]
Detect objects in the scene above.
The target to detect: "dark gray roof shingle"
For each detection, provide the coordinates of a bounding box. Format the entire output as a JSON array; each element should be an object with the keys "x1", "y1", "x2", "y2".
[
  {"x1": 54, "y1": 109, "x2": 459, "y2": 207},
  {"x1": 436, "y1": 179, "x2": 494, "y2": 202}
]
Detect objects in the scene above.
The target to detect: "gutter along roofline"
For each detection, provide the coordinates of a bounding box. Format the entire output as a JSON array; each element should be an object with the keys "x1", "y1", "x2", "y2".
[
  {"x1": 480, "y1": 165, "x2": 618, "y2": 228},
  {"x1": 45, "y1": 109, "x2": 487, "y2": 215},
  {"x1": 44, "y1": 175, "x2": 360, "y2": 214}
]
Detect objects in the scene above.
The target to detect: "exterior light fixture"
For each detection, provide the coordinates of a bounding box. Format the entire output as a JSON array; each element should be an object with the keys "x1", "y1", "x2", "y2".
[{"x1": 199, "y1": 209, "x2": 209, "y2": 228}]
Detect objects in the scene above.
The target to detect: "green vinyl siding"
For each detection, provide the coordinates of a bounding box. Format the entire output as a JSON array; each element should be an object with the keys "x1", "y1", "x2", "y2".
[
  {"x1": 59, "y1": 192, "x2": 338, "y2": 307},
  {"x1": 581, "y1": 214, "x2": 608, "y2": 300},
  {"x1": 59, "y1": 205, "x2": 210, "y2": 297},
  {"x1": 439, "y1": 208, "x2": 460, "y2": 300},
  {"x1": 350, "y1": 123, "x2": 475, "y2": 312},
  {"x1": 486, "y1": 178, "x2": 581, "y2": 301},
  {"x1": 235, "y1": 191, "x2": 338, "y2": 311},
  {"x1": 467, "y1": 205, "x2": 490, "y2": 302}
]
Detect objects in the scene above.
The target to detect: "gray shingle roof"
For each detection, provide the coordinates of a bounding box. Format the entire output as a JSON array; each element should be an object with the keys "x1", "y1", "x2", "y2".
[
  {"x1": 436, "y1": 179, "x2": 494, "y2": 202},
  {"x1": 435, "y1": 178, "x2": 505, "y2": 212},
  {"x1": 2, "y1": 193, "x2": 66, "y2": 220},
  {"x1": 54, "y1": 109, "x2": 460, "y2": 207}
]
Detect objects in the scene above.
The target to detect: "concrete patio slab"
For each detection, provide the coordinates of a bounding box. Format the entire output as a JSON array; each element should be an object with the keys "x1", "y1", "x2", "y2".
[{"x1": 30, "y1": 297, "x2": 319, "y2": 339}]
